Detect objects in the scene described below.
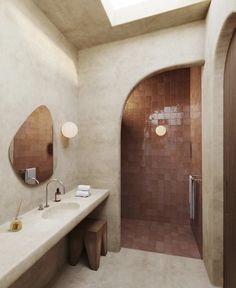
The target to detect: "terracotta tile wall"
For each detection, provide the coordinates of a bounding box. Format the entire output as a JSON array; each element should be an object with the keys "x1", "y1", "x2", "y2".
[
  {"x1": 190, "y1": 67, "x2": 202, "y2": 176},
  {"x1": 121, "y1": 68, "x2": 191, "y2": 224},
  {"x1": 190, "y1": 66, "x2": 202, "y2": 256}
]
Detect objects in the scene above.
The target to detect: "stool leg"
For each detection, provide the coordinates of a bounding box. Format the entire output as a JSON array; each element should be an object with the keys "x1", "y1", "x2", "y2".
[
  {"x1": 68, "y1": 230, "x2": 84, "y2": 266},
  {"x1": 101, "y1": 223, "x2": 107, "y2": 256},
  {"x1": 84, "y1": 231, "x2": 102, "y2": 270}
]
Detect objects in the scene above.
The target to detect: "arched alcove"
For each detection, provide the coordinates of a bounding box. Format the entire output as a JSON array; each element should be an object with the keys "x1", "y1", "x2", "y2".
[
  {"x1": 121, "y1": 66, "x2": 202, "y2": 258},
  {"x1": 77, "y1": 21, "x2": 205, "y2": 254}
]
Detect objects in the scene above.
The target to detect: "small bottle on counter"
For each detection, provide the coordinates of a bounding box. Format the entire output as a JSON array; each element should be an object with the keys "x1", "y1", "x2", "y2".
[{"x1": 55, "y1": 188, "x2": 61, "y2": 202}]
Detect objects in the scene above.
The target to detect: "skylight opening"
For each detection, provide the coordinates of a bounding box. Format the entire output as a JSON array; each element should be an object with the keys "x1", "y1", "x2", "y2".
[
  {"x1": 101, "y1": 0, "x2": 209, "y2": 26},
  {"x1": 110, "y1": 0, "x2": 147, "y2": 10}
]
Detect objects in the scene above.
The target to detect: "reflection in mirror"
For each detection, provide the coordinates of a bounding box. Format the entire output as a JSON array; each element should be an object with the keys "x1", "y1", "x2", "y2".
[{"x1": 9, "y1": 106, "x2": 53, "y2": 185}]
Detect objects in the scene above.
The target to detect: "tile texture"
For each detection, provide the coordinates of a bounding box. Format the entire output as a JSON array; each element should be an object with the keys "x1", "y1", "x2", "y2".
[
  {"x1": 190, "y1": 67, "x2": 203, "y2": 257},
  {"x1": 121, "y1": 68, "x2": 203, "y2": 260},
  {"x1": 48, "y1": 248, "x2": 216, "y2": 288},
  {"x1": 121, "y1": 69, "x2": 191, "y2": 224},
  {"x1": 121, "y1": 218, "x2": 200, "y2": 259}
]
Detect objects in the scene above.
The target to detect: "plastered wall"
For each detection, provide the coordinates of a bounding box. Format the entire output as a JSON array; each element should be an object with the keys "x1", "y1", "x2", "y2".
[
  {"x1": 202, "y1": 0, "x2": 236, "y2": 285},
  {"x1": 77, "y1": 21, "x2": 205, "y2": 251},
  {"x1": 0, "y1": 0, "x2": 79, "y2": 224},
  {"x1": 2, "y1": 0, "x2": 236, "y2": 286},
  {"x1": 77, "y1": 3, "x2": 236, "y2": 282}
]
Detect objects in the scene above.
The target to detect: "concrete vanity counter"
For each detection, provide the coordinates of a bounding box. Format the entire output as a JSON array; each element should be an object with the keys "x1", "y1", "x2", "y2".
[{"x1": 0, "y1": 188, "x2": 109, "y2": 288}]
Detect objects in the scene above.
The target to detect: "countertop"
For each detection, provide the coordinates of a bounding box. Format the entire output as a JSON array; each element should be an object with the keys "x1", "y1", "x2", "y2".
[{"x1": 0, "y1": 188, "x2": 109, "y2": 288}]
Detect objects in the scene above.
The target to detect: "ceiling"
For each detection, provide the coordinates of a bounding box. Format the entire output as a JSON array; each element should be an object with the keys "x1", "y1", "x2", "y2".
[{"x1": 33, "y1": 0, "x2": 211, "y2": 50}]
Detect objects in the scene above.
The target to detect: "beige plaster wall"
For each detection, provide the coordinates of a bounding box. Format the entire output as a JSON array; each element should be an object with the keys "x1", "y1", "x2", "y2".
[
  {"x1": 0, "y1": 0, "x2": 79, "y2": 224},
  {"x1": 202, "y1": 0, "x2": 236, "y2": 286},
  {"x1": 77, "y1": 21, "x2": 205, "y2": 251},
  {"x1": 2, "y1": 1, "x2": 234, "y2": 286}
]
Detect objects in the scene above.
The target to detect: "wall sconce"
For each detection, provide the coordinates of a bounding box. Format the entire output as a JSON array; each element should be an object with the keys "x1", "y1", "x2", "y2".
[
  {"x1": 155, "y1": 125, "x2": 167, "y2": 137},
  {"x1": 61, "y1": 122, "x2": 78, "y2": 138}
]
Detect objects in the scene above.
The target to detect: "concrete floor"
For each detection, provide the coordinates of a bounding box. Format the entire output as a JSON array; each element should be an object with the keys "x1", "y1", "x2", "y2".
[{"x1": 49, "y1": 248, "x2": 217, "y2": 288}]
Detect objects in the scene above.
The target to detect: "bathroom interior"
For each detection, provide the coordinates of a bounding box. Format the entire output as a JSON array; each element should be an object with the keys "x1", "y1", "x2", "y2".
[{"x1": 0, "y1": 0, "x2": 236, "y2": 288}]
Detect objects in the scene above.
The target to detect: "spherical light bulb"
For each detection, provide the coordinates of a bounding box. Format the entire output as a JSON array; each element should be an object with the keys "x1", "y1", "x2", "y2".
[
  {"x1": 155, "y1": 125, "x2": 167, "y2": 137},
  {"x1": 61, "y1": 122, "x2": 78, "y2": 138}
]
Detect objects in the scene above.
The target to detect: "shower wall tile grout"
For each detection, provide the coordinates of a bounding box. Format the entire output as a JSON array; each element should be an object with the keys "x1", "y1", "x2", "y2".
[
  {"x1": 121, "y1": 68, "x2": 202, "y2": 259},
  {"x1": 121, "y1": 68, "x2": 191, "y2": 224}
]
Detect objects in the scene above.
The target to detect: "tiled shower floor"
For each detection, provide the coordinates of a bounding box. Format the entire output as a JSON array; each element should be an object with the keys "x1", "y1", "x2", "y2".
[{"x1": 121, "y1": 218, "x2": 201, "y2": 259}]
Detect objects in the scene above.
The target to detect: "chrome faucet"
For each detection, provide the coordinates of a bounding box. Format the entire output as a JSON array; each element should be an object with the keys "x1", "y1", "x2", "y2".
[
  {"x1": 29, "y1": 177, "x2": 40, "y2": 185},
  {"x1": 45, "y1": 178, "x2": 65, "y2": 208}
]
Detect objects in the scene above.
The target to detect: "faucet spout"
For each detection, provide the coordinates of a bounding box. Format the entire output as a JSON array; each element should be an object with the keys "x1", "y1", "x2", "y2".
[
  {"x1": 29, "y1": 177, "x2": 40, "y2": 185},
  {"x1": 45, "y1": 178, "x2": 65, "y2": 208}
]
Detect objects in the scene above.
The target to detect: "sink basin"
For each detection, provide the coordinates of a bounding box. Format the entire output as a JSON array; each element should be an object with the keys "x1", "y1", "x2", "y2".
[{"x1": 42, "y1": 202, "x2": 80, "y2": 220}]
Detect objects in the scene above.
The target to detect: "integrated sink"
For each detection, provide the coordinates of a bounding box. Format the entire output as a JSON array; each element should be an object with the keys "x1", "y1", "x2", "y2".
[
  {"x1": 42, "y1": 202, "x2": 80, "y2": 220},
  {"x1": 0, "y1": 188, "x2": 109, "y2": 288}
]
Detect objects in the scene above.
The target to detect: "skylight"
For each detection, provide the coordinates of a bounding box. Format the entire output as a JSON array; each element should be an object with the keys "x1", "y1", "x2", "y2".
[
  {"x1": 101, "y1": 0, "x2": 208, "y2": 26},
  {"x1": 110, "y1": 0, "x2": 146, "y2": 10}
]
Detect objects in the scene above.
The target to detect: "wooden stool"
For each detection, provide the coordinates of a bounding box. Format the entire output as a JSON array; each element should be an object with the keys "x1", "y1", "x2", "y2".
[
  {"x1": 68, "y1": 219, "x2": 107, "y2": 270},
  {"x1": 68, "y1": 226, "x2": 85, "y2": 266},
  {"x1": 83, "y1": 219, "x2": 107, "y2": 270}
]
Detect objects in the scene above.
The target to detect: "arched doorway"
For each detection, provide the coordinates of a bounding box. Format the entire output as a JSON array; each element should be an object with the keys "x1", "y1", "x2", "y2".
[
  {"x1": 121, "y1": 67, "x2": 202, "y2": 258},
  {"x1": 224, "y1": 29, "x2": 236, "y2": 288}
]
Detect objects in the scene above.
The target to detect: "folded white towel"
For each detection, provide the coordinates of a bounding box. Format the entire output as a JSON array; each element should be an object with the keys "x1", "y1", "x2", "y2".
[
  {"x1": 75, "y1": 189, "x2": 91, "y2": 198},
  {"x1": 78, "y1": 185, "x2": 91, "y2": 191}
]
